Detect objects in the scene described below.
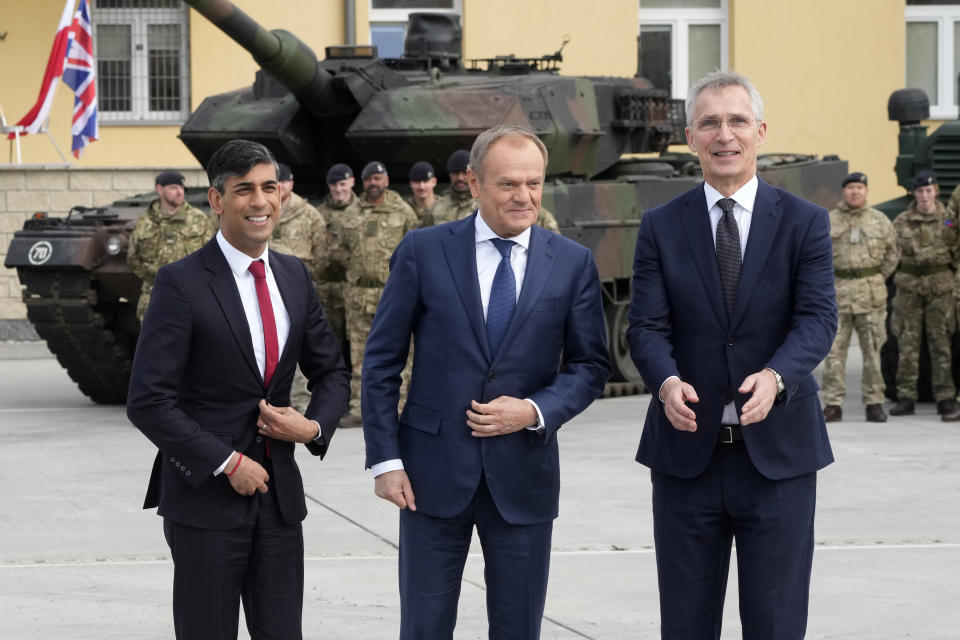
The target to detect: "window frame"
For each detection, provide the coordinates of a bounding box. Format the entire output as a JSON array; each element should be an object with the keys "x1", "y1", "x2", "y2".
[
  {"x1": 905, "y1": 4, "x2": 960, "y2": 120},
  {"x1": 368, "y1": 0, "x2": 462, "y2": 58},
  {"x1": 92, "y1": 3, "x2": 191, "y2": 125},
  {"x1": 637, "y1": 1, "x2": 728, "y2": 100}
]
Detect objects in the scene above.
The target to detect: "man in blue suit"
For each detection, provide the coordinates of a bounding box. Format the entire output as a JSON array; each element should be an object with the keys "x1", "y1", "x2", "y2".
[
  {"x1": 627, "y1": 72, "x2": 838, "y2": 639},
  {"x1": 362, "y1": 124, "x2": 610, "y2": 639}
]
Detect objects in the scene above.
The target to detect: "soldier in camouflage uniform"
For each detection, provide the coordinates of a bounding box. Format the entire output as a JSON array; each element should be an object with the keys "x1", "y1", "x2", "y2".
[
  {"x1": 406, "y1": 161, "x2": 438, "y2": 227},
  {"x1": 317, "y1": 163, "x2": 359, "y2": 377},
  {"x1": 340, "y1": 161, "x2": 420, "y2": 426},
  {"x1": 433, "y1": 149, "x2": 562, "y2": 232},
  {"x1": 890, "y1": 170, "x2": 959, "y2": 416},
  {"x1": 821, "y1": 173, "x2": 900, "y2": 423},
  {"x1": 128, "y1": 170, "x2": 213, "y2": 321},
  {"x1": 271, "y1": 163, "x2": 331, "y2": 412},
  {"x1": 938, "y1": 182, "x2": 960, "y2": 421}
]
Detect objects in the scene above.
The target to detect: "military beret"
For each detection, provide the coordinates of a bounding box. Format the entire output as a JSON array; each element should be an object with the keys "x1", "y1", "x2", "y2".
[
  {"x1": 842, "y1": 172, "x2": 867, "y2": 188},
  {"x1": 325, "y1": 163, "x2": 353, "y2": 184},
  {"x1": 277, "y1": 163, "x2": 294, "y2": 182},
  {"x1": 446, "y1": 149, "x2": 470, "y2": 173},
  {"x1": 409, "y1": 161, "x2": 435, "y2": 182},
  {"x1": 155, "y1": 170, "x2": 185, "y2": 187},
  {"x1": 361, "y1": 161, "x2": 387, "y2": 180},
  {"x1": 912, "y1": 169, "x2": 937, "y2": 189}
]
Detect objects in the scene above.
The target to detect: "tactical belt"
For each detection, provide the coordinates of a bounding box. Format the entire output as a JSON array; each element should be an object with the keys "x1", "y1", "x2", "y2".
[
  {"x1": 352, "y1": 277, "x2": 384, "y2": 288},
  {"x1": 834, "y1": 266, "x2": 882, "y2": 279},
  {"x1": 898, "y1": 263, "x2": 952, "y2": 276}
]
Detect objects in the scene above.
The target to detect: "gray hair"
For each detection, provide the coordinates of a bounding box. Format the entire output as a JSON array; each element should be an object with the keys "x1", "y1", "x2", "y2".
[
  {"x1": 685, "y1": 71, "x2": 764, "y2": 125},
  {"x1": 469, "y1": 124, "x2": 548, "y2": 182},
  {"x1": 206, "y1": 139, "x2": 279, "y2": 194}
]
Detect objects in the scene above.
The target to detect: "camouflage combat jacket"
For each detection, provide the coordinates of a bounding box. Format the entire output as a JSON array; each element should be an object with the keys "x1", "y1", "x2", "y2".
[
  {"x1": 340, "y1": 189, "x2": 419, "y2": 287},
  {"x1": 321, "y1": 191, "x2": 364, "y2": 284},
  {"x1": 829, "y1": 202, "x2": 900, "y2": 313},
  {"x1": 431, "y1": 190, "x2": 476, "y2": 224},
  {"x1": 128, "y1": 199, "x2": 212, "y2": 283},
  {"x1": 892, "y1": 200, "x2": 958, "y2": 295},
  {"x1": 270, "y1": 192, "x2": 328, "y2": 283},
  {"x1": 405, "y1": 195, "x2": 437, "y2": 227}
]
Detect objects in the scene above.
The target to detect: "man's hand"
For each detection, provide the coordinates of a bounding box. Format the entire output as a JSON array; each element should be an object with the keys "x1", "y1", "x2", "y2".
[
  {"x1": 374, "y1": 469, "x2": 417, "y2": 511},
  {"x1": 257, "y1": 399, "x2": 320, "y2": 443},
  {"x1": 466, "y1": 396, "x2": 537, "y2": 438},
  {"x1": 226, "y1": 452, "x2": 269, "y2": 496},
  {"x1": 738, "y1": 369, "x2": 778, "y2": 425},
  {"x1": 662, "y1": 377, "x2": 699, "y2": 432}
]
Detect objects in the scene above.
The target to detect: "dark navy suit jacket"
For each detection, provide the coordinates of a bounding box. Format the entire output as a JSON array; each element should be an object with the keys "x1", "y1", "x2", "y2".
[
  {"x1": 626, "y1": 180, "x2": 837, "y2": 480},
  {"x1": 127, "y1": 239, "x2": 350, "y2": 529},
  {"x1": 362, "y1": 214, "x2": 610, "y2": 525}
]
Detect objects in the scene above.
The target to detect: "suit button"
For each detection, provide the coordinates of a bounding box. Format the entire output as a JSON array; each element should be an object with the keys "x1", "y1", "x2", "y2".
[
  {"x1": 727, "y1": 339, "x2": 735, "y2": 346},
  {"x1": 487, "y1": 372, "x2": 495, "y2": 381},
  {"x1": 256, "y1": 435, "x2": 263, "y2": 443},
  {"x1": 169, "y1": 456, "x2": 175, "y2": 463},
  {"x1": 175, "y1": 462, "x2": 181, "y2": 469}
]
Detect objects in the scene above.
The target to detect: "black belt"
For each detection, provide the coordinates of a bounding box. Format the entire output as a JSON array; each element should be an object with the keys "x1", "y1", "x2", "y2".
[
  {"x1": 898, "y1": 263, "x2": 952, "y2": 276},
  {"x1": 717, "y1": 424, "x2": 744, "y2": 445},
  {"x1": 834, "y1": 266, "x2": 881, "y2": 279}
]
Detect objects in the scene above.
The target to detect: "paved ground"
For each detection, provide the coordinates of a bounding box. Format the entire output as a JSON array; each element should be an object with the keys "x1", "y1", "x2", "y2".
[{"x1": 0, "y1": 340, "x2": 958, "y2": 639}]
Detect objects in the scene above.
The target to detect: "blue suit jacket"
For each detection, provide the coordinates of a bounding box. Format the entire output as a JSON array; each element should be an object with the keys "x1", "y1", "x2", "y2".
[
  {"x1": 626, "y1": 180, "x2": 837, "y2": 480},
  {"x1": 362, "y1": 214, "x2": 611, "y2": 525},
  {"x1": 127, "y1": 239, "x2": 350, "y2": 529}
]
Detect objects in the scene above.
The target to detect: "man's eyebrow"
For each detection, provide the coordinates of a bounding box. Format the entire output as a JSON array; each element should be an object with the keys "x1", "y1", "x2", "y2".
[{"x1": 230, "y1": 179, "x2": 278, "y2": 190}]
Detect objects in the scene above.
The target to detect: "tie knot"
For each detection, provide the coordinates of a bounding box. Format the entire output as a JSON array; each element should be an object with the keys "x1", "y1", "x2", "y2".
[
  {"x1": 248, "y1": 259, "x2": 266, "y2": 279},
  {"x1": 717, "y1": 198, "x2": 736, "y2": 215},
  {"x1": 490, "y1": 238, "x2": 515, "y2": 259}
]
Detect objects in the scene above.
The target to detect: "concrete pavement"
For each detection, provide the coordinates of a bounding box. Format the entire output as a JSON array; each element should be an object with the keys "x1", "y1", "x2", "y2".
[{"x1": 0, "y1": 341, "x2": 957, "y2": 639}]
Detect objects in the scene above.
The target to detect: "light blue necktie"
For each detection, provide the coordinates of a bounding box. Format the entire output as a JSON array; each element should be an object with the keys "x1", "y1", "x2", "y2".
[{"x1": 486, "y1": 238, "x2": 517, "y2": 358}]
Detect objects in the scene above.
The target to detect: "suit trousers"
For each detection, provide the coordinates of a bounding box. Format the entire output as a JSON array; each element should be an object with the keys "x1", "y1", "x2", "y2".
[
  {"x1": 398, "y1": 475, "x2": 553, "y2": 640},
  {"x1": 651, "y1": 442, "x2": 817, "y2": 640},
  {"x1": 162, "y1": 481, "x2": 305, "y2": 640}
]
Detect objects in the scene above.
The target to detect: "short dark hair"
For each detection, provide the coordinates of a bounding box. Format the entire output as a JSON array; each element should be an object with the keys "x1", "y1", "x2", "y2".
[{"x1": 206, "y1": 139, "x2": 279, "y2": 194}]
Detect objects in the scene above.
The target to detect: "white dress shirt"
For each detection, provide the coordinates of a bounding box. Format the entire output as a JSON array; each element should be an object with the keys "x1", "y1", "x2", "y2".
[
  {"x1": 659, "y1": 176, "x2": 758, "y2": 426},
  {"x1": 370, "y1": 213, "x2": 544, "y2": 478},
  {"x1": 213, "y1": 232, "x2": 292, "y2": 475}
]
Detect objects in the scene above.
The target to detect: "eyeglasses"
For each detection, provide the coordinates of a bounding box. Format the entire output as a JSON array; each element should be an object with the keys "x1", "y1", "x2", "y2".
[{"x1": 694, "y1": 116, "x2": 756, "y2": 132}]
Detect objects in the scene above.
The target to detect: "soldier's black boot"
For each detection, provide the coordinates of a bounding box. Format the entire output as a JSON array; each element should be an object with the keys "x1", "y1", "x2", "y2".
[
  {"x1": 823, "y1": 405, "x2": 842, "y2": 422},
  {"x1": 942, "y1": 407, "x2": 960, "y2": 422},
  {"x1": 865, "y1": 404, "x2": 887, "y2": 422},
  {"x1": 889, "y1": 399, "x2": 915, "y2": 416},
  {"x1": 937, "y1": 399, "x2": 959, "y2": 415}
]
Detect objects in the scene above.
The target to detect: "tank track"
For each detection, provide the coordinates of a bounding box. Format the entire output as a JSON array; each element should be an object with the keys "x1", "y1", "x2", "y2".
[{"x1": 20, "y1": 270, "x2": 133, "y2": 404}]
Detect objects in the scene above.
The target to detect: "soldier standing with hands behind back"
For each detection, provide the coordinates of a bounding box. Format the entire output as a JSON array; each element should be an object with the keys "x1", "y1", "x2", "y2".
[
  {"x1": 822, "y1": 172, "x2": 900, "y2": 423},
  {"x1": 889, "y1": 170, "x2": 959, "y2": 417}
]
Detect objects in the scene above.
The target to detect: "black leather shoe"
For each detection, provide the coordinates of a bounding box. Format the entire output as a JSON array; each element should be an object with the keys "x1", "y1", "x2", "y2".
[
  {"x1": 942, "y1": 408, "x2": 960, "y2": 422},
  {"x1": 865, "y1": 404, "x2": 887, "y2": 422},
  {"x1": 823, "y1": 405, "x2": 842, "y2": 422},
  {"x1": 339, "y1": 413, "x2": 362, "y2": 428},
  {"x1": 937, "y1": 399, "x2": 959, "y2": 415},
  {"x1": 889, "y1": 399, "x2": 915, "y2": 416}
]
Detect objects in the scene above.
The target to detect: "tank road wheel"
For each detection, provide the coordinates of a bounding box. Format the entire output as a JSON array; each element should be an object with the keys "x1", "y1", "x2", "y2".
[{"x1": 606, "y1": 301, "x2": 643, "y2": 384}]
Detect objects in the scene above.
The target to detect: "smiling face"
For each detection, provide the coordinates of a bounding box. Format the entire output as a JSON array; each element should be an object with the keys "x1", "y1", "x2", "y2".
[
  {"x1": 363, "y1": 172, "x2": 388, "y2": 202},
  {"x1": 469, "y1": 134, "x2": 544, "y2": 239},
  {"x1": 843, "y1": 182, "x2": 868, "y2": 210},
  {"x1": 686, "y1": 85, "x2": 767, "y2": 196},
  {"x1": 207, "y1": 162, "x2": 281, "y2": 258},
  {"x1": 328, "y1": 176, "x2": 355, "y2": 206}
]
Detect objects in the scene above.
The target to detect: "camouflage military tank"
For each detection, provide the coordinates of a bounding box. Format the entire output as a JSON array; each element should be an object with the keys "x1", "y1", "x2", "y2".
[{"x1": 4, "y1": 0, "x2": 847, "y2": 403}]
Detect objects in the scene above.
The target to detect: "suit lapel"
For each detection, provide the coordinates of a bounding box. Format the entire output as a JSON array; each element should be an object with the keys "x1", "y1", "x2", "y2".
[
  {"x1": 203, "y1": 240, "x2": 261, "y2": 385},
  {"x1": 494, "y1": 225, "x2": 555, "y2": 360},
  {"x1": 680, "y1": 185, "x2": 727, "y2": 329},
  {"x1": 441, "y1": 214, "x2": 491, "y2": 361},
  {"x1": 731, "y1": 180, "x2": 782, "y2": 330}
]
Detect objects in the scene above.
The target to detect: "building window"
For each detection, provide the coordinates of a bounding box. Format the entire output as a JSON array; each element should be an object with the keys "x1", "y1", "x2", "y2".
[
  {"x1": 638, "y1": 0, "x2": 727, "y2": 99},
  {"x1": 369, "y1": 0, "x2": 461, "y2": 58},
  {"x1": 906, "y1": 2, "x2": 960, "y2": 119},
  {"x1": 92, "y1": 0, "x2": 190, "y2": 124}
]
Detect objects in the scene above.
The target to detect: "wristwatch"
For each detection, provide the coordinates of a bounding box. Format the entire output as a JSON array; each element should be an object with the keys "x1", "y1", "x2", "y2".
[{"x1": 766, "y1": 367, "x2": 785, "y2": 399}]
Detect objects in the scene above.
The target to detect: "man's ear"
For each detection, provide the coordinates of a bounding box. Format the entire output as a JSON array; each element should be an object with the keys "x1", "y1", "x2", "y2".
[{"x1": 207, "y1": 187, "x2": 223, "y2": 216}]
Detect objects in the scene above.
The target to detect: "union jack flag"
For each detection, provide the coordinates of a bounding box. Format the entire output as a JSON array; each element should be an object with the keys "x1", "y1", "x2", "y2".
[{"x1": 61, "y1": 0, "x2": 98, "y2": 158}]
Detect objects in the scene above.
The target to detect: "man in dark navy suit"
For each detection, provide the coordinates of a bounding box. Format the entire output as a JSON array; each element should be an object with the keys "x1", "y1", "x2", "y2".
[
  {"x1": 627, "y1": 72, "x2": 838, "y2": 639},
  {"x1": 127, "y1": 139, "x2": 349, "y2": 640},
  {"x1": 362, "y1": 125, "x2": 610, "y2": 639}
]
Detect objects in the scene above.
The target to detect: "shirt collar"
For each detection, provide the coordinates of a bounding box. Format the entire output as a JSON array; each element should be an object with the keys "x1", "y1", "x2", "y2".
[
  {"x1": 473, "y1": 209, "x2": 531, "y2": 251},
  {"x1": 216, "y1": 230, "x2": 270, "y2": 277},
  {"x1": 703, "y1": 175, "x2": 759, "y2": 214}
]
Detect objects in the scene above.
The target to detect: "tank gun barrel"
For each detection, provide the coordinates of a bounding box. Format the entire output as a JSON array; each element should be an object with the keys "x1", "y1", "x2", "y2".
[{"x1": 182, "y1": 0, "x2": 341, "y2": 114}]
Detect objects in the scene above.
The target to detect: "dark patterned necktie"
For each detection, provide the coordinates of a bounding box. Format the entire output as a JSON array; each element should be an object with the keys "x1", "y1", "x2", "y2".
[
  {"x1": 486, "y1": 238, "x2": 517, "y2": 358},
  {"x1": 715, "y1": 198, "x2": 741, "y2": 320}
]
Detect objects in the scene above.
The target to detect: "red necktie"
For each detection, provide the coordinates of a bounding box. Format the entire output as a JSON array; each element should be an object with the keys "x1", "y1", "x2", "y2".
[{"x1": 248, "y1": 259, "x2": 279, "y2": 388}]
